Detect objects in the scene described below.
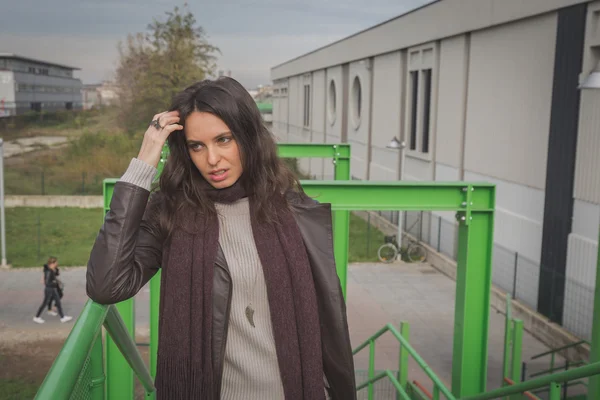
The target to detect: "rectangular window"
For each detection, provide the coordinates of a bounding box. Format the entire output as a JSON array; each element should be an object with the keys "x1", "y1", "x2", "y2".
[
  {"x1": 303, "y1": 84, "x2": 311, "y2": 127},
  {"x1": 421, "y1": 69, "x2": 432, "y2": 154},
  {"x1": 409, "y1": 71, "x2": 419, "y2": 151}
]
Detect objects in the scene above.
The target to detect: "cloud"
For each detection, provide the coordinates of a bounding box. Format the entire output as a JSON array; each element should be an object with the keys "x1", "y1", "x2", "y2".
[{"x1": 0, "y1": 0, "x2": 435, "y2": 87}]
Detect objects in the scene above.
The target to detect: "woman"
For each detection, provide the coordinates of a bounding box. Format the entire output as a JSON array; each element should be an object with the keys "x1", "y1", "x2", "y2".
[
  {"x1": 34, "y1": 257, "x2": 72, "y2": 324},
  {"x1": 86, "y1": 77, "x2": 356, "y2": 399},
  {"x1": 42, "y1": 257, "x2": 64, "y2": 316}
]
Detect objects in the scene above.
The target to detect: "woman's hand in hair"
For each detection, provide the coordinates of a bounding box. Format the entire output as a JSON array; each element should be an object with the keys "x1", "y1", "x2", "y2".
[{"x1": 137, "y1": 111, "x2": 183, "y2": 168}]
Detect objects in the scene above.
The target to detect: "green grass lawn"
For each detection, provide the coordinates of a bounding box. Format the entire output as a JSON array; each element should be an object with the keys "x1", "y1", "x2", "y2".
[
  {"x1": 348, "y1": 213, "x2": 386, "y2": 262},
  {"x1": 7, "y1": 207, "x2": 384, "y2": 268},
  {"x1": 6, "y1": 207, "x2": 103, "y2": 268}
]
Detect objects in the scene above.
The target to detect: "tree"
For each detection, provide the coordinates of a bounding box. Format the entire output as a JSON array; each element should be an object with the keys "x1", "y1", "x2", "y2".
[{"x1": 115, "y1": 5, "x2": 220, "y2": 131}]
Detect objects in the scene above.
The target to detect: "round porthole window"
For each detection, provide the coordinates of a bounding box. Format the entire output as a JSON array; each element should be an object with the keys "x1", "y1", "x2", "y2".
[
  {"x1": 327, "y1": 79, "x2": 336, "y2": 125},
  {"x1": 351, "y1": 76, "x2": 362, "y2": 129}
]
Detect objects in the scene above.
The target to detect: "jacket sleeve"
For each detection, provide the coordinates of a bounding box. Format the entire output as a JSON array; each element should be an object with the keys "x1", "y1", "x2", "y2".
[{"x1": 86, "y1": 181, "x2": 164, "y2": 304}]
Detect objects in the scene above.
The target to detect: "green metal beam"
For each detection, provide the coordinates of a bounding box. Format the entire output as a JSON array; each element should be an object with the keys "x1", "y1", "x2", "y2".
[
  {"x1": 452, "y1": 209, "x2": 495, "y2": 396},
  {"x1": 589, "y1": 224, "x2": 600, "y2": 400},
  {"x1": 300, "y1": 180, "x2": 495, "y2": 211},
  {"x1": 103, "y1": 180, "x2": 136, "y2": 399}
]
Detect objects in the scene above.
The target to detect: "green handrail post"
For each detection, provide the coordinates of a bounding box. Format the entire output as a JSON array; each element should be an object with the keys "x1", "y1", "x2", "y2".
[
  {"x1": 352, "y1": 323, "x2": 456, "y2": 400},
  {"x1": 331, "y1": 144, "x2": 351, "y2": 298},
  {"x1": 549, "y1": 382, "x2": 561, "y2": 400},
  {"x1": 149, "y1": 149, "x2": 166, "y2": 380},
  {"x1": 89, "y1": 336, "x2": 105, "y2": 400},
  {"x1": 503, "y1": 293, "x2": 513, "y2": 386},
  {"x1": 509, "y1": 319, "x2": 523, "y2": 400},
  {"x1": 369, "y1": 339, "x2": 375, "y2": 400},
  {"x1": 588, "y1": 222, "x2": 600, "y2": 400},
  {"x1": 397, "y1": 322, "x2": 410, "y2": 400},
  {"x1": 104, "y1": 305, "x2": 155, "y2": 395},
  {"x1": 433, "y1": 385, "x2": 440, "y2": 400},
  {"x1": 35, "y1": 301, "x2": 108, "y2": 399}
]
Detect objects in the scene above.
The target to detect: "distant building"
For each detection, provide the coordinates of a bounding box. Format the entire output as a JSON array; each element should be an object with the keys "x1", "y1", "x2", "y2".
[
  {"x1": 0, "y1": 53, "x2": 83, "y2": 117},
  {"x1": 82, "y1": 81, "x2": 119, "y2": 110}
]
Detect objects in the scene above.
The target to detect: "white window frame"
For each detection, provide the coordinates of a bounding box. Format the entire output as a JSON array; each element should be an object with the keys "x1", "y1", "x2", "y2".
[
  {"x1": 405, "y1": 43, "x2": 438, "y2": 160},
  {"x1": 303, "y1": 83, "x2": 311, "y2": 128}
]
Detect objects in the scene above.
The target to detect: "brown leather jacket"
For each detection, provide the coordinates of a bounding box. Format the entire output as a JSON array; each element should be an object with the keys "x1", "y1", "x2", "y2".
[{"x1": 86, "y1": 181, "x2": 357, "y2": 399}]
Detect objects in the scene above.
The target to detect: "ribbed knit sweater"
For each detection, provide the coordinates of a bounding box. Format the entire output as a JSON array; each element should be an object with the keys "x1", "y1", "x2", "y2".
[
  {"x1": 214, "y1": 199, "x2": 285, "y2": 399},
  {"x1": 120, "y1": 158, "x2": 329, "y2": 399}
]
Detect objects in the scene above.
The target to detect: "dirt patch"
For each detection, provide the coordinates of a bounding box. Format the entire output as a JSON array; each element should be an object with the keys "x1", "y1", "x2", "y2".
[
  {"x1": 0, "y1": 338, "x2": 65, "y2": 399},
  {"x1": 0, "y1": 334, "x2": 151, "y2": 399}
]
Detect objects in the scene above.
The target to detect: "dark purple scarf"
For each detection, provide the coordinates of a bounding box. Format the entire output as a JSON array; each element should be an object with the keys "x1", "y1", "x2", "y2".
[{"x1": 154, "y1": 181, "x2": 325, "y2": 399}]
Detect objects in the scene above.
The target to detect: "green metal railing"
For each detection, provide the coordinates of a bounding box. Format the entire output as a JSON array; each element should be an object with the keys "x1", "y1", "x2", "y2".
[
  {"x1": 528, "y1": 338, "x2": 589, "y2": 380},
  {"x1": 101, "y1": 178, "x2": 497, "y2": 397},
  {"x1": 501, "y1": 293, "x2": 540, "y2": 399},
  {"x1": 352, "y1": 322, "x2": 456, "y2": 400},
  {"x1": 35, "y1": 300, "x2": 154, "y2": 399},
  {"x1": 463, "y1": 361, "x2": 600, "y2": 400}
]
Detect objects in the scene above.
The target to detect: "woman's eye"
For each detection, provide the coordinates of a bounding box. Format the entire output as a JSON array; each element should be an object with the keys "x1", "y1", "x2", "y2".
[
  {"x1": 219, "y1": 137, "x2": 232, "y2": 144},
  {"x1": 189, "y1": 143, "x2": 203, "y2": 151}
]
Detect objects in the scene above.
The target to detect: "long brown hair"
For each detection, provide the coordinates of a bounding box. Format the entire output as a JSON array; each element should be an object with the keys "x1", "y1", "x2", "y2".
[{"x1": 151, "y1": 77, "x2": 300, "y2": 238}]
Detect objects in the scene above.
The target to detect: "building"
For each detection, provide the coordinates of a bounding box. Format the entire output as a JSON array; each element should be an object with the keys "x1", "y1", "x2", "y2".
[
  {"x1": 82, "y1": 81, "x2": 119, "y2": 110},
  {"x1": 271, "y1": 0, "x2": 600, "y2": 341},
  {"x1": 0, "y1": 53, "x2": 83, "y2": 116}
]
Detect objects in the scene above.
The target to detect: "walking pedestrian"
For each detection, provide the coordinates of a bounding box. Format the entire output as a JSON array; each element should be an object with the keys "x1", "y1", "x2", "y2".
[{"x1": 34, "y1": 257, "x2": 72, "y2": 324}]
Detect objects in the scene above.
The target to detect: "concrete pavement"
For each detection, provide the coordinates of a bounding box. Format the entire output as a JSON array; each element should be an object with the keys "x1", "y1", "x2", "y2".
[{"x1": 0, "y1": 262, "x2": 563, "y2": 397}]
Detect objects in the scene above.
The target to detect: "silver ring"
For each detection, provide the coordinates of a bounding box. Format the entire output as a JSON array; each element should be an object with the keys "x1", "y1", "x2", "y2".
[{"x1": 151, "y1": 119, "x2": 162, "y2": 130}]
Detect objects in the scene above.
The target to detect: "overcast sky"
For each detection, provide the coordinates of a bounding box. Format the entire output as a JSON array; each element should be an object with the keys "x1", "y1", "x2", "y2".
[{"x1": 0, "y1": 0, "x2": 433, "y2": 88}]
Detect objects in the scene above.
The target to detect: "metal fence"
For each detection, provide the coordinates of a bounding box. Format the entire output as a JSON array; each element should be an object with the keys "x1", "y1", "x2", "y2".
[
  {"x1": 6, "y1": 170, "x2": 104, "y2": 195},
  {"x1": 377, "y1": 210, "x2": 595, "y2": 341}
]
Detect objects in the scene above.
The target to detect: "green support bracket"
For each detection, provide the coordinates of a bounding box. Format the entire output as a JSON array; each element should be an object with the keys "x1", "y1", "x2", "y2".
[{"x1": 460, "y1": 185, "x2": 474, "y2": 225}]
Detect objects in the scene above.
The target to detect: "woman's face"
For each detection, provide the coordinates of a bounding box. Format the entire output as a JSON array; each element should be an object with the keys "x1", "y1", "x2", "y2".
[{"x1": 184, "y1": 111, "x2": 243, "y2": 189}]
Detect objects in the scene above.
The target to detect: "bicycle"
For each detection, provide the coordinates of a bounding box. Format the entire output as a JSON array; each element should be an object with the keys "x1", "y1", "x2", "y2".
[{"x1": 377, "y1": 234, "x2": 428, "y2": 263}]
